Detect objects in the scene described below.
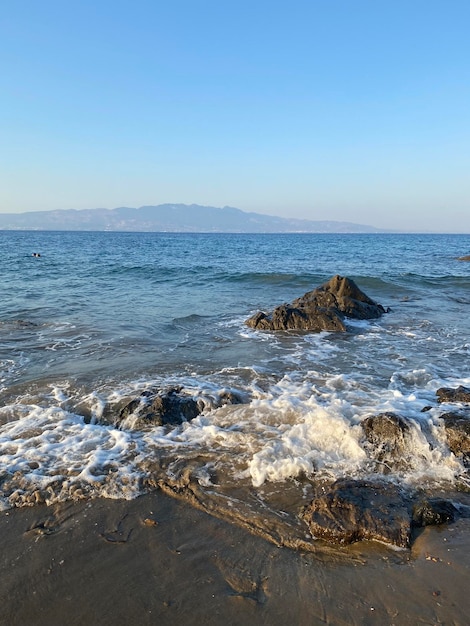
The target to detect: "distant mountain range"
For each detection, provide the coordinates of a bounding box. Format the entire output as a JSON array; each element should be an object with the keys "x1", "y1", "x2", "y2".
[{"x1": 0, "y1": 204, "x2": 388, "y2": 233}]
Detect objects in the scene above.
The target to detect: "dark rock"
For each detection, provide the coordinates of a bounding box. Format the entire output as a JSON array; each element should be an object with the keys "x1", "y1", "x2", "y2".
[
  {"x1": 439, "y1": 411, "x2": 470, "y2": 464},
  {"x1": 301, "y1": 479, "x2": 411, "y2": 548},
  {"x1": 436, "y1": 386, "x2": 470, "y2": 404},
  {"x1": 292, "y1": 274, "x2": 387, "y2": 320},
  {"x1": 247, "y1": 304, "x2": 346, "y2": 332},
  {"x1": 118, "y1": 386, "x2": 202, "y2": 428},
  {"x1": 216, "y1": 389, "x2": 245, "y2": 406},
  {"x1": 361, "y1": 413, "x2": 414, "y2": 473},
  {"x1": 457, "y1": 255, "x2": 470, "y2": 261},
  {"x1": 117, "y1": 386, "x2": 245, "y2": 430},
  {"x1": 362, "y1": 412, "x2": 410, "y2": 446},
  {"x1": 412, "y1": 498, "x2": 457, "y2": 527},
  {"x1": 246, "y1": 275, "x2": 386, "y2": 332}
]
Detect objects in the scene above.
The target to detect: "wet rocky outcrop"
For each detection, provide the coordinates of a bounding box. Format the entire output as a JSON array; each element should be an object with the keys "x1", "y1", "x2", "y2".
[
  {"x1": 412, "y1": 498, "x2": 457, "y2": 527},
  {"x1": 439, "y1": 412, "x2": 470, "y2": 465},
  {"x1": 246, "y1": 275, "x2": 387, "y2": 332},
  {"x1": 361, "y1": 412, "x2": 415, "y2": 473},
  {"x1": 247, "y1": 305, "x2": 346, "y2": 333},
  {"x1": 301, "y1": 479, "x2": 461, "y2": 548},
  {"x1": 116, "y1": 386, "x2": 244, "y2": 430},
  {"x1": 299, "y1": 402, "x2": 469, "y2": 548},
  {"x1": 436, "y1": 385, "x2": 470, "y2": 404},
  {"x1": 118, "y1": 387, "x2": 201, "y2": 428},
  {"x1": 433, "y1": 385, "x2": 470, "y2": 465},
  {"x1": 457, "y1": 254, "x2": 470, "y2": 261},
  {"x1": 301, "y1": 479, "x2": 413, "y2": 547},
  {"x1": 361, "y1": 412, "x2": 410, "y2": 463}
]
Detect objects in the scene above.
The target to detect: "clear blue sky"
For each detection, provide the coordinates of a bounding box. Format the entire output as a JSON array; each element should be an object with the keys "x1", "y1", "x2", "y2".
[{"x1": 1, "y1": 0, "x2": 469, "y2": 232}]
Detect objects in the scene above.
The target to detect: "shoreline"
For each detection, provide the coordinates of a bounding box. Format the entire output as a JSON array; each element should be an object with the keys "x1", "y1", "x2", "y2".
[{"x1": 1, "y1": 491, "x2": 469, "y2": 625}]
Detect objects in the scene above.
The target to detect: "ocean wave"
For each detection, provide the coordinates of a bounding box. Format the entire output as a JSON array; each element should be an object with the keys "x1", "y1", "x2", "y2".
[{"x1": 218, "y1": 272, "x2": 323, "y2": 286}]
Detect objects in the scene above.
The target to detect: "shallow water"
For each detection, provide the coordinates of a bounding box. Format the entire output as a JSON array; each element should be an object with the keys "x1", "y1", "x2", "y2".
[{"x1": 0, "y1": 231, "x2": 469, "y2": 544}]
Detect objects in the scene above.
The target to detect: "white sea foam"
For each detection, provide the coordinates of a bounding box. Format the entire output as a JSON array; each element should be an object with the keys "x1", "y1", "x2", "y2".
[
  {"x1": 247, "y1": 401, "x2": 366, "y2": 487},
  {"x1": 0, "y1": 367, "x2": 467, "y2": 510},
  {"x1": 0, "y1": 402, "x2": 143, "y2": 508},
  {"x1": 137, "y1": 371, "x2": 469, "y2": 489}
]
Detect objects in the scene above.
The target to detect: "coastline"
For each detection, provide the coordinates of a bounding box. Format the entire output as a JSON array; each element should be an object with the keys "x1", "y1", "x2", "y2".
[
  {"x1": 1, "y1": 491, "x2": 469, "y2": 625},
  {"x1": 1, "y1": 231, "x2": 469, "y2": 624}
]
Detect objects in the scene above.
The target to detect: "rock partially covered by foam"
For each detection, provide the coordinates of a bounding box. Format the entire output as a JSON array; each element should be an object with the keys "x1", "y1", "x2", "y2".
[
  {"x1": 117, "y1": 386, "x2": 244, "y2": 430},
  {"x1": 439, "y1": 411, "x2": 470, "y2": 465},
  {"x1": 246, "y1": 275, "x2": 387, "y2": 332},
  {"x1": 361, "y1": 412, "x2": 416, "y2": 473}
]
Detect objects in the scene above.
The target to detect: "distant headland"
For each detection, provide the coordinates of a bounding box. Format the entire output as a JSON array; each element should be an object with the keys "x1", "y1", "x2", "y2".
[{"x1": 0, "y1": 204, "x2": 392, "y2": 233}]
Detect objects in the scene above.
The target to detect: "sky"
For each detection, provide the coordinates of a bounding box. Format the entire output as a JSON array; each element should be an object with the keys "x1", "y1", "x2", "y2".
[{"x1": 1, "y1": 1, "x2": 469, "y2": 232}]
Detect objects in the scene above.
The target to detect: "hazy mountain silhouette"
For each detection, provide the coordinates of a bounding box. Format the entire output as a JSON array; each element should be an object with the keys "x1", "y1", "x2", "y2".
[{"x1": 0, "y1": 204, "x2": 388, "y2": 233}]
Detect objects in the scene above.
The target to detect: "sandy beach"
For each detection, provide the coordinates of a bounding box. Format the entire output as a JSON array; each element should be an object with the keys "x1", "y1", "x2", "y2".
[{"x1": 1, "y1": 490, "x2": 469, "y2": 626}]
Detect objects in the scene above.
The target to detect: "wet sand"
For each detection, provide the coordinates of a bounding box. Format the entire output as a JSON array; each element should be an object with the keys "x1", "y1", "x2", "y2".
[{"x1": 1, "y1": 491, "x2": 469, "y2": 626}]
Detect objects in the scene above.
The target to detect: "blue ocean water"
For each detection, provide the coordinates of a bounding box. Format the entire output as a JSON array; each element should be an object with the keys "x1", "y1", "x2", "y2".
[{"x1": 0, "y1": 231, "x2": 469, "y2": 512}]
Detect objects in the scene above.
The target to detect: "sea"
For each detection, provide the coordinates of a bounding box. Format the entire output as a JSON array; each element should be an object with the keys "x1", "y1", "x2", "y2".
[{"x1": 1, "y1": 231, "x2": 469, "y2": 542}]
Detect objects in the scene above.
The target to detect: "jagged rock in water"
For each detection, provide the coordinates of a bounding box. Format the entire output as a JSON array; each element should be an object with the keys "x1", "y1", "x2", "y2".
[
  {"x1": 247, "y1": 304, "x2": 346, "y2": 332},
  {"x1": 361, "y1": 412, "x2": 413, "y2": 473},
  {"x1": 301, "y1": 479, "x2": 412, "y2": 548},
  {"x1": 117, "y1": 386, "x2": 245, "y2": 430},
  {"x1": 412, "y1": 498, "x2": 457, "y2": 527},
  {"x1": 246, "y1": 275, "x2": 387, "y2": 332},
  {"x1": 436, "y1": 385, "x2": 470, "y2": 404},
  {"x1": 439, "y1": 411, "x2": 470, "y2": 465},
  {"x1": 118, "y1": 387, "x2": 201, "y2": 428},
  {"x1": 292, "y1": 274, "x2": 387, "y2": 320}
]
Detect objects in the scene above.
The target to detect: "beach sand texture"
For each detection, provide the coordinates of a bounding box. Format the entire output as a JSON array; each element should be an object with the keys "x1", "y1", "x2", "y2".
[{"x1": 1, "y1": 491, "x2": 469, "y2": 626}]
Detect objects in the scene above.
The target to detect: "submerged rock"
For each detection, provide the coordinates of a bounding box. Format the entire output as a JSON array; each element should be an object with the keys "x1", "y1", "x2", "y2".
[
  {"x1": 301, "y1": 479, "x2": 412, "y2": 548},
  {"x1": 117, "y1": 386, "x2": 244, "y2": 430},
  {"x1": 246, "y1": 275, "x2": 387, "y2": 332},
  {"x1": 436, "y1": 386, "x2": 470, "y2": 404},
  {"x1": 118, "y1": 387, "x2": 201, "y2": 428}
]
